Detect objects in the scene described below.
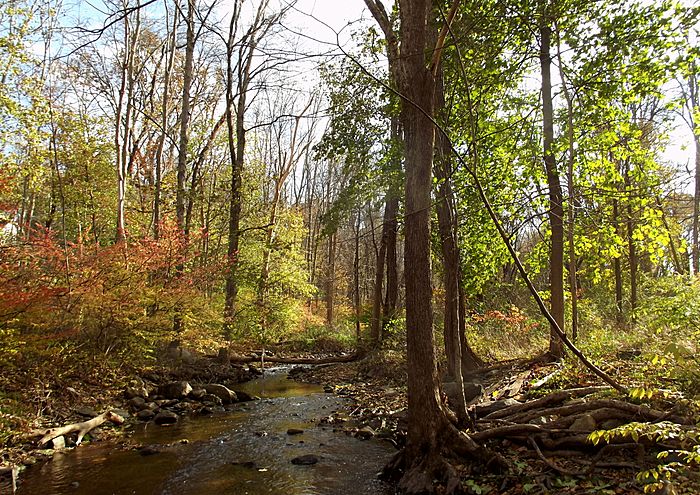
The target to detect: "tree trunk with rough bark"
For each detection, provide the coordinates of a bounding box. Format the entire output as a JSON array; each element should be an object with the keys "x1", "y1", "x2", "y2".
[
  {"x1": 435, "y1": 75, "x2": 482, "y2": 380},
  {"x1": 383, "y1": 2, "x2": 508, "y2": 493},
  {"x1": 540, "y1": 24, "x2": 565, "y2": 359}
]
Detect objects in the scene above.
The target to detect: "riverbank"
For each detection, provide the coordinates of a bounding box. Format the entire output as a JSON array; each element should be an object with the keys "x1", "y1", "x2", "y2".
[
  {"x1": 7, "y1": 367, "x2": 395, "y2": 495},
  {"x1": 0, "y1": 348, "x2": 370, "y2": 492},
  {"x1": 290, "y1": 353, "x2": 700, "y2": 495}
]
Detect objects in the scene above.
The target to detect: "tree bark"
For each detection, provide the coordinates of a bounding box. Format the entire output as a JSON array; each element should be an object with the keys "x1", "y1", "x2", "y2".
[
  {"x1": 624, "y1": 165, "x2": 638, "y2": 316},
  {"x1": 153, "y1": 2, "x2": 177, "y2": 239},
  {"x1": 354, "y1": 210, "x2": 362, "y2": 341},
  {"x1": 556, "y1": 37, "x2": 578, "y2": 342},
  {"x1": 539, "y1": 24, "x2": 565, "y2": 359},
  {"x1": 689, "y1": 70, "x2": 700, "y2": 274},
  {"x1": 176, "y1": 0, "x2": 194, "y2": 235},
  {"x1": 223, "y1": 1, "x2": 271, "y2": 338},
  {"x1": 326, "y1": 230, "x2": 336, "y2": 328},
  {"x1": 434, "y1": 75, "x2": 481, "y2": 384},
  {"x1": 612, "y1": 197, "x2": 624, "y2": 319}
]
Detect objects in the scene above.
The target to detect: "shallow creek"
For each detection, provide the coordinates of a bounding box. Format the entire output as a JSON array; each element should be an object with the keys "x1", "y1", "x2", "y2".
[{"x1": 16, "y1": 370, "x2": 395, "y2": 494}]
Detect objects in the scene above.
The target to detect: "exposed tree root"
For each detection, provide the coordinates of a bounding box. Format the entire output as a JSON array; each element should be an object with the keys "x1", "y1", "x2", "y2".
[{"x1": 383, "y1": 418, "x2": 509, "y2": 494}]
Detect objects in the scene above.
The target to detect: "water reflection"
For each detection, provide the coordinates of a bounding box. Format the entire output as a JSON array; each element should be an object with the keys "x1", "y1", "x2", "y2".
[{"x1": 16, "y1": 370, "x2": 394, "y2": 495}]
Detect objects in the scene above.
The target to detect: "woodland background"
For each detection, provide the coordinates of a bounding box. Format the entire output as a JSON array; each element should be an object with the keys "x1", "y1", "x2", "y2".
[{"x1": 1, "y1": 1, "x2": 700, "y2": 486}]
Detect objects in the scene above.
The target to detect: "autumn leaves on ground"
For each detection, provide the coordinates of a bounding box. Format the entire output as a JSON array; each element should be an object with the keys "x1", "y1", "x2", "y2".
[{"x1": 2, "y1": 0, "x2": 700, "y2": 493}]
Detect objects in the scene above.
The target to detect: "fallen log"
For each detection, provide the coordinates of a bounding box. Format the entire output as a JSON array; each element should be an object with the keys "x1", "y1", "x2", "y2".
[
  {"x1": 229, "y1": 352, "x2": 362, "y2": 365},
  {"x1": 36, "y1": 411, "x2": 125, "y2": 447}
]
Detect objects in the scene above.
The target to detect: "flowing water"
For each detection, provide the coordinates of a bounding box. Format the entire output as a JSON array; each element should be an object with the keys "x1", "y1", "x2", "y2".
[{"x1": 14, "y1": 370, "x2": 395, "y2": 495}]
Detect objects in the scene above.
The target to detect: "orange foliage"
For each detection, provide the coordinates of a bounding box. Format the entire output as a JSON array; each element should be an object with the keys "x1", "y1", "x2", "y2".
[{"x1": 0, "y1": 220, "x2": 224, "y2": 353}]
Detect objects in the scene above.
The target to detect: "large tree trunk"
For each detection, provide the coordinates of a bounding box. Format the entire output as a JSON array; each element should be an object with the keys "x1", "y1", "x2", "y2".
[
  {"x1": 689, "y1": 71, "x2": 700, "y2": 274},
  {"x1": 114, "y1": 1, "x2": 140, "y2": 243},
  {"x1": 176, "y1": 0, "x2": 194, "y2": 235},
  {"x1": 556, "y1": 41, "x2": 579, "y2": 342},
  {"x1": 399, "y1": 4, "x2": 446, "y2": 485},
  {"x1": 364, "y1": 0, "x2": 401, "y2": 345},
  {"x1": 540, "y1": 24, "x2": 565, "y2": 359},
  {"x1": 173, "y1": 0, "x2": 194, "y2": 334},
  {"x1": 383, "y1": 119, "x2": 401, "y2": 323},
  {"x1": 434, "y1": 76, "x2": 481, "y2": 383},
  {"x1": 354, "y1": 211, "x2": 362, "y2": 341},
  {"x1": 370, "y1": 198, "x2": 390, "y2": 344}
]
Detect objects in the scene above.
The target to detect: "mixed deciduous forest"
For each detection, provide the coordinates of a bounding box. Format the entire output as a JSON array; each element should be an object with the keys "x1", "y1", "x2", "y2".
[{"x1": 1, "y1": 0, "x2": 700, "y2": 493}]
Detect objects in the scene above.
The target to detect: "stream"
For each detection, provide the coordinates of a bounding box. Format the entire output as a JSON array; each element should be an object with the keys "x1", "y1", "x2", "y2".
[{"x1": 15, "y1": 369, "x2": 396, "y2": 494}]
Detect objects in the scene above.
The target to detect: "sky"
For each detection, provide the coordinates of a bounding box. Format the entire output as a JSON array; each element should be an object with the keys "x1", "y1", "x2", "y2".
[{"x1": 56, "y1": 0, "x2": 696, "y2": 183}]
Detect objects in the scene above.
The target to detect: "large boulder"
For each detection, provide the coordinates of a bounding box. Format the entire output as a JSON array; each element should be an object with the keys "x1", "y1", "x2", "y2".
[
  {"x1": 203, "y1": 384, "x2": 237, "y2": 404},
  {"x1": 442, "y1": 381, "x2": 484, "y2": 407},
  {"x1": 158, "y1": 381, "x2": 192, "y2": 400},
  {"x1": 154, "y1": 410, "x2": 178, "y2": 425}
]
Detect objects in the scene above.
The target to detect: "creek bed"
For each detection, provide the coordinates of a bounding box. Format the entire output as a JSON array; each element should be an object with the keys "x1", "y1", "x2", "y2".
[{"x1": 15, "y1": 369, "x2": 395, "y2": 495}]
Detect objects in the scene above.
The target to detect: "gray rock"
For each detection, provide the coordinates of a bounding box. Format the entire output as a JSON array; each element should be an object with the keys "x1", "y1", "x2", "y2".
[
  {"x1": 199, "y1": 406, "x2": 214, "y2": 415},
  {"x1": 202, "y1": 394, "x2": 223, "y2": 406},
  {"x1": 291, "y1": 454, "x2": 319, "y2": 465},
  {"x1": 204, "y1": 384, "x2": 237, "y2": 404},
  {"x1": 158, "y1": 381, "x2": 192, "y2": 400},
  {"x1": 570, "y1": 414, "x2": 597, "y2": 432},
  {"x1": 74, "y1": 407, "x2": 99, "y2": 418},
  {"x1": 154, "y1": 411, "x2": 178, "y2": 425},
  {"x1": 356, "y1": 426, "x2": 376, "y2": 440},
  {"x1": 128, "y1": 397, "x2": 147, "y2": 411},
  {"x1": 124, "y1": 386, "x2": 149, "y2": 400},
  {"x1": 248, "y1": 364, "x2": 262, "y2": 375},
  {"x1": 475, "y1": 398, "x2": 521, "y2": 417},
  {"x1": 136, "y1": 409, "x2": 155, "y2": 421},
  {"x1": 189, "y1": 388, "x2": 207, "y2": 400},
  {"x1": 287, "y1": 428, "x2": 304, "y2": 435},
  {"x1": 233, "y1": 390, "x2": 257, "y2": 402}
]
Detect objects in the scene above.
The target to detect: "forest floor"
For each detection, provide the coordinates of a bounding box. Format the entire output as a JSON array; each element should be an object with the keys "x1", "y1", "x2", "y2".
[
  {"x1": 290, "y1": 351, "x2": 700, "y2": 495},
  {"x1": 2, "y1": 344, "x2": 699, "y2": 495}
]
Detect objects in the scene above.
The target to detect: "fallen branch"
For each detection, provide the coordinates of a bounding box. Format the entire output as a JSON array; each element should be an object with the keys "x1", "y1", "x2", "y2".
[{"x1": 37, "y1": 411, "x2": 124, "y2": 447}]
